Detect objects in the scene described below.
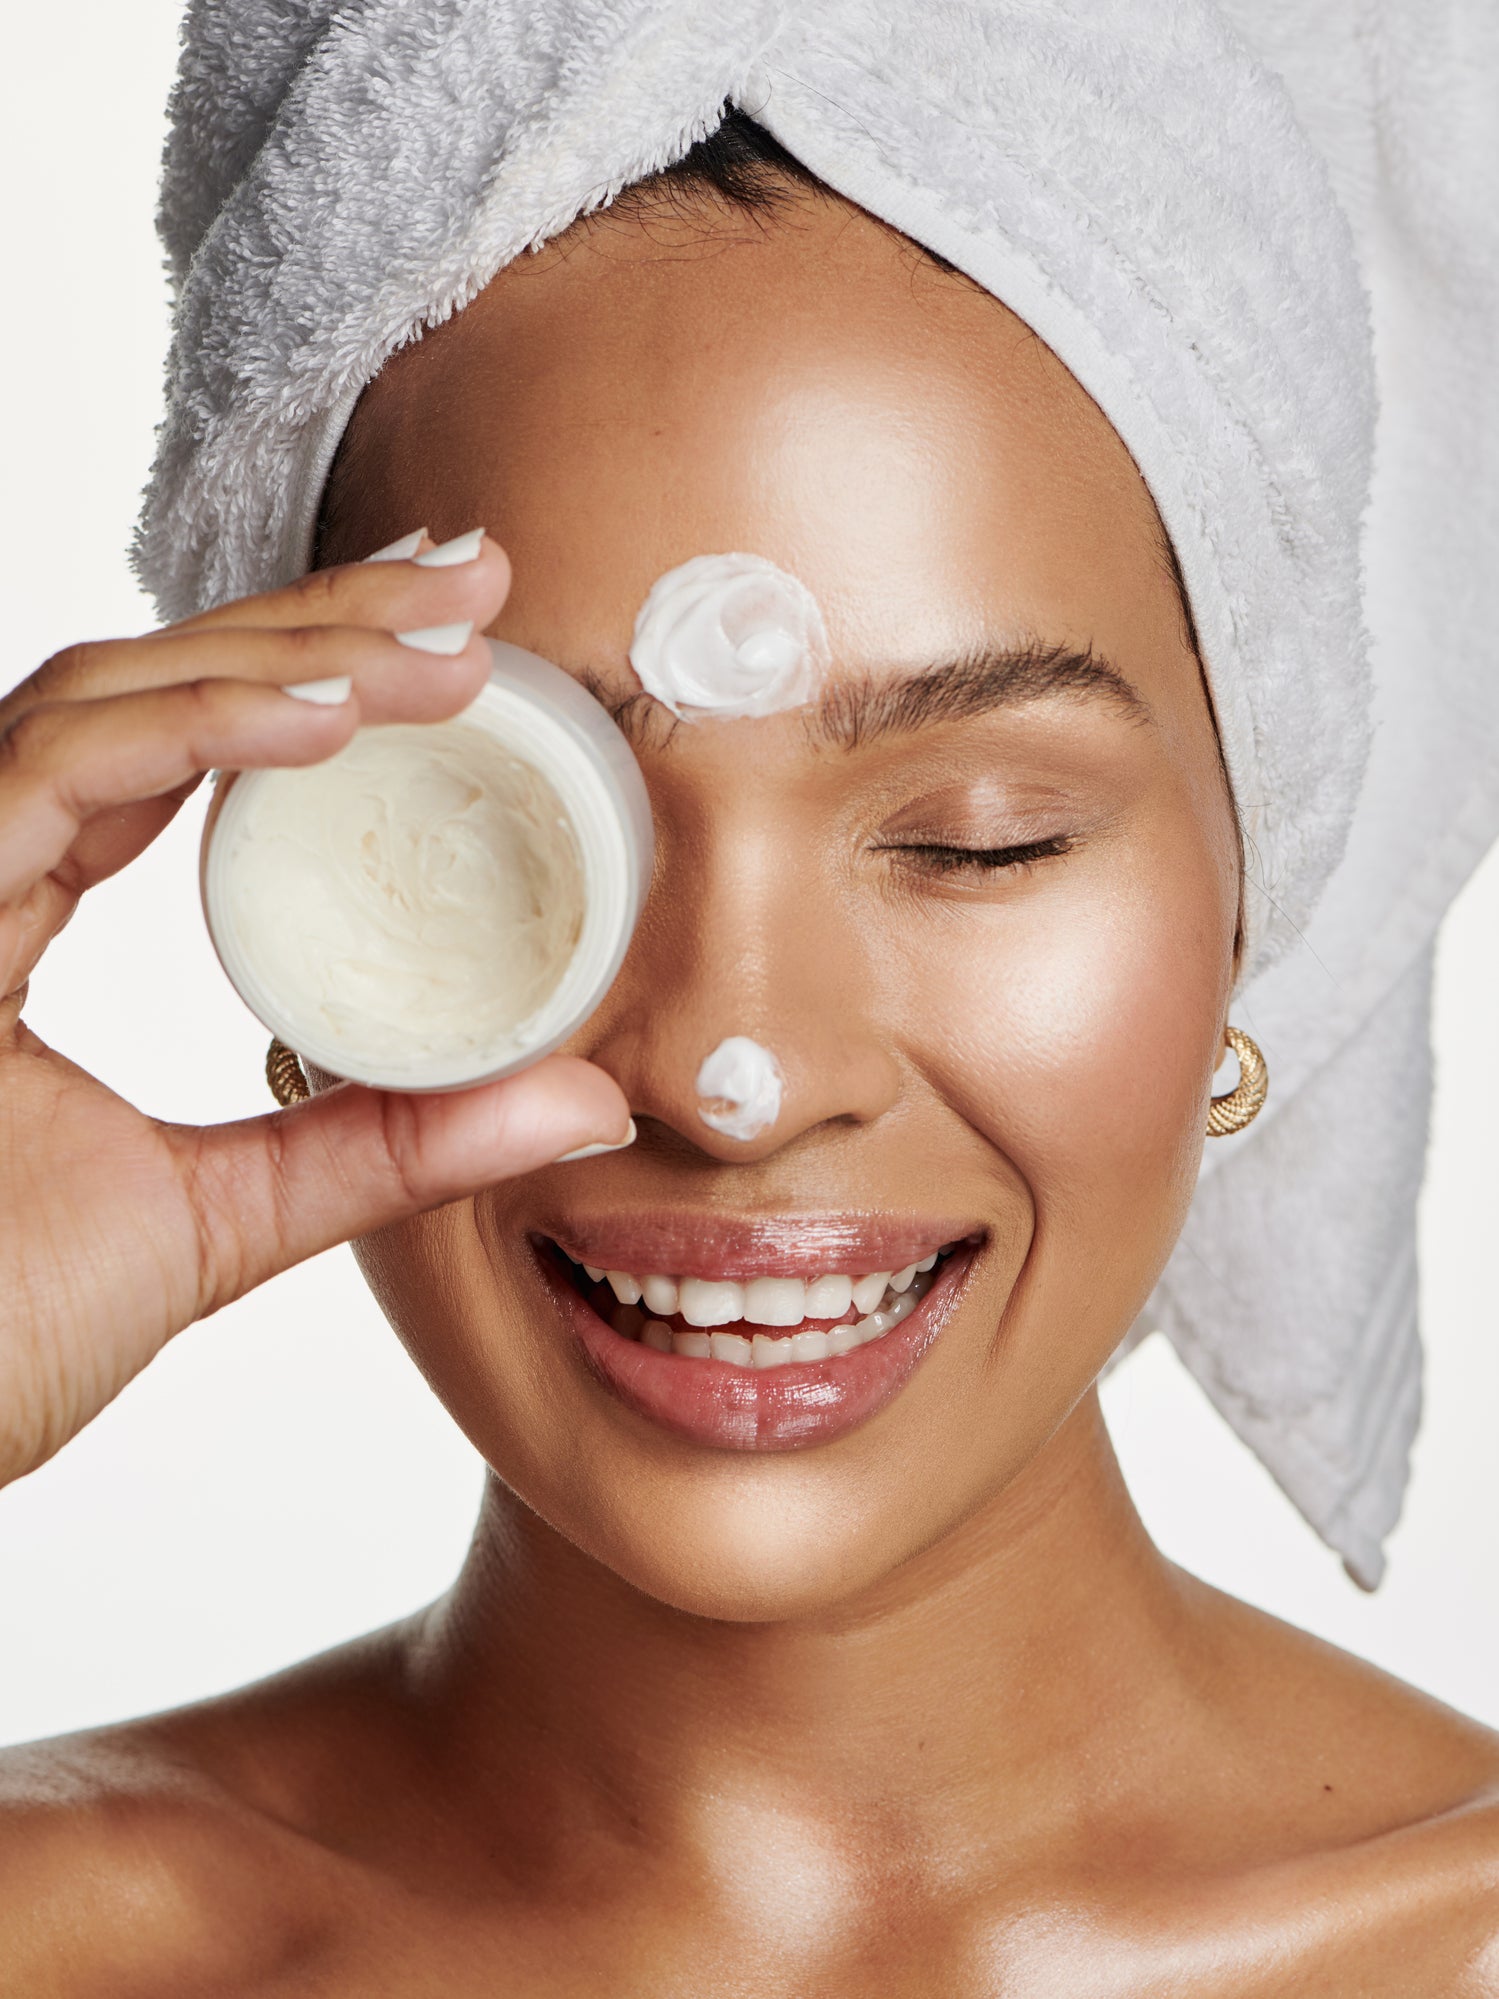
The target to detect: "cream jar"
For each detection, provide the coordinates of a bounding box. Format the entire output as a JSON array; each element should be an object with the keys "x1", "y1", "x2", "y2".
[{"x1": 201, "y1": 641, "x2": 653, "y2": 1091}]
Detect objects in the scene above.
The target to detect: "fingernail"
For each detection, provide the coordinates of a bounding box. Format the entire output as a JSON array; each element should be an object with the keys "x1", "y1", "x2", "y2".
[
  {"x1": 555, "y1": 1117, "x2": 637, "y2": 1164},
  {"x1": 284, "y1": 675, "x2": 354, "y2": 705},
  {"x1": 365, "y1": 529, "x2": 426, "y2": 563},
  {"x1": 394, "y1": 621, "x2": 474, "y2": 656},
  {"x1": 414, "y1": 527, "x2": 485, "y2": 568}
]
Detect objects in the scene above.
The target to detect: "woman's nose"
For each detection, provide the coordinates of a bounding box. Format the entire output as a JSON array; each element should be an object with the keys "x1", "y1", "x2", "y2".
[{"x1": 576, "y1": 827, "x2": 902, "y2": 1161}]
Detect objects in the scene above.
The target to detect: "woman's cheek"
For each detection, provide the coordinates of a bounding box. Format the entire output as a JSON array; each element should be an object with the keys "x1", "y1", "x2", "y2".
[
  {"x1": 889, "y1": 829, "x2": 1230, "y2": 1302},
  {"x1": 353, "y1": 1201, "x2": 549, "y2": 1461}
]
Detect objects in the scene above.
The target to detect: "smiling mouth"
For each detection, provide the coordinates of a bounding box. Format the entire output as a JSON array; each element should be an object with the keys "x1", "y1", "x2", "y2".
[
  {"x1": 539, "y1": 1229, "x2": 978, "y2": 1450},
  {"x1": 555, "y1": 1248, "x2": 956, "y2": 1365}
]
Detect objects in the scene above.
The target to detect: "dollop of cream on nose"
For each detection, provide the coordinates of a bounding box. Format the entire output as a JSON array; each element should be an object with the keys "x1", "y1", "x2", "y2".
[
  {"x1": 695, "y1": 1036, "x2": 783, "y2": 1142},
  {"x1": 628, "y1": 553, "x2": 829, "y2": 720}
]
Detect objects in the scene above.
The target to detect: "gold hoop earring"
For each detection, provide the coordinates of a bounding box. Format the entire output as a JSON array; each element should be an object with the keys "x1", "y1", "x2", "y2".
[
  {"x1": 1206, "y1": 1025, "x2": 1267, "y2": 1137},
  {"x1": 268, "y1": 1032, "x2": 1270, "y2": 1129},
  {"x1": 266, "y1": 1038, "x2": 310, "y2": 1107}
]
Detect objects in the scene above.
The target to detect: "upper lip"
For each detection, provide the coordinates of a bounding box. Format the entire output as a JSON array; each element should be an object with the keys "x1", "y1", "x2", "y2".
[{"x1": 537, "y1": 1211, "x2": 983, "y2": 1281}]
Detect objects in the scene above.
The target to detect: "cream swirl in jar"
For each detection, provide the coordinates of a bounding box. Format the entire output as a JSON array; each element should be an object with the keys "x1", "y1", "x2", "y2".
[
  {"x1": 628, "y1": 553, "x2": 830, "y2": 720},
  {"x1": 214, "y1": 725, "x2": 583, "y2": 1073},
  {"x1": 202, "y1": 641, "x2": 653, "y2": 1093}
]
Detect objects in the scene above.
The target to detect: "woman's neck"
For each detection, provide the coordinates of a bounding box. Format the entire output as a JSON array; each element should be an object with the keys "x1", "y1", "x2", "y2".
[{"x1": 407, "y1": 1391, "x2": 1202, "y2": 1883}]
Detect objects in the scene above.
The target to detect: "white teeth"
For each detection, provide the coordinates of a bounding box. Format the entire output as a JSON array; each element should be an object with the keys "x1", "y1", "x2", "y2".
[
  {"x1": 596, "y1": 1250, "x2": 951, "y2": 1363},
  {"x1": 743, "y1": 1276, "x2": 807, "y2": 1326},
  {"x1": 632, "y1": 1267, "x2": 943, "y2": 1365},
  {"x1": 804, "y1": 1273, "x2": 853, "y2": 1318},
  {"x1": 588, "y1": 1257, "x2": 949, "y2": 1316},
  {"x1": 752, "y1": 1332, "x2": 795, "y2": 1369},
  {"x1": 850, "y1": 1271, "x2": 890, "y2": 1314},
  {"x1": 790, "y1": 1329, "x2": 830, "y2": 1363},
  {"x1": 885, "y1": 1289, "x2": 918, "y2": 1327},
  {"x1": 641, "y1": 1274, "x2": 679, "y2": 1317},
  {"x1": 679, "y1": 1276, "x2": 745, "y2": 1327},
  {"x1": 709, "y1": 1331, "x2": 754, "y2": 1367}
]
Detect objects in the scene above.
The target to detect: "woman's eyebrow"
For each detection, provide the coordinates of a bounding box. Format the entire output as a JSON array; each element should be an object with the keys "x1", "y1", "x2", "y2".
[{"x1": 810, "y1": 641, "x2": 1152, "y2": 748}]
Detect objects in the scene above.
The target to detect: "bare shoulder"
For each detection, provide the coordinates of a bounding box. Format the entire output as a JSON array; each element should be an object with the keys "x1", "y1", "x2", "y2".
[
  {"x1": 0, "y1": 1630, "x2": 406, "y2": 1998},
  {"x1": 0, "y1": 1735, "x2": 311, "y2": 1996},
  {"x1": 1245, "y1": 1768, "x2": 1499, "y2": 1997},
  {"x1": 1192, "y1": 1574, "x2": 1499, "y2": 1810},
  {"x1": 1179, "y1": 1577, "x2": 1499, "y2": 1993}
]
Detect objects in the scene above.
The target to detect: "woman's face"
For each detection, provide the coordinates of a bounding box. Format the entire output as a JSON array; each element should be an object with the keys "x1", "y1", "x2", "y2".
[{"x1": 321, "y1": 197, "x2": 1240, "y2": 1620}]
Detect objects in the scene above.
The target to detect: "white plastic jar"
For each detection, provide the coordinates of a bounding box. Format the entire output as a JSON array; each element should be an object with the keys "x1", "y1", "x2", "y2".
[{"x1": 200, "y1": 641, "x2": 653, "y2": 1092}]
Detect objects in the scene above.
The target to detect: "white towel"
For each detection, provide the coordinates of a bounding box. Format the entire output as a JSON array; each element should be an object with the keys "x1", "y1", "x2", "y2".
[
  {"x1": 1143, "y1": 0, "x2": 1499, "y2": 1585},
  {"x1": 137, "y1": 0, "x2": 1499, "y2": 1586}
]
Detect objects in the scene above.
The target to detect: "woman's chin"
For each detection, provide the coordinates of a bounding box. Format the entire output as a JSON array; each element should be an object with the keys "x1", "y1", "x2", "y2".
[{"x1": 578, "y1": 1497, "x2": 921, "y2": 1624}]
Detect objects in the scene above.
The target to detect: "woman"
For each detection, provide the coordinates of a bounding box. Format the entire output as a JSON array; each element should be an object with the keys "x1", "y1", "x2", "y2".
[{"x1": 3, "y1": 1, "x2": 1498, "y2": 1988}]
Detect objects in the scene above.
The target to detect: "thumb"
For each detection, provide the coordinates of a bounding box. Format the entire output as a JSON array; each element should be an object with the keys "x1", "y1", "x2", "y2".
[{"x1": 174, "y1": 1056, "x2": 632, "y2": 1314}]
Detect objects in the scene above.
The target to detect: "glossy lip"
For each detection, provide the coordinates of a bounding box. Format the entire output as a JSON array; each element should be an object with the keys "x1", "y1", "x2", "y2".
[
  {"x1": 543, "y1": 1210, "x2": 980, "y2": 1283},
  {"x1": 536, "y1": 1226, "x2": 979, "y2": 1451}
]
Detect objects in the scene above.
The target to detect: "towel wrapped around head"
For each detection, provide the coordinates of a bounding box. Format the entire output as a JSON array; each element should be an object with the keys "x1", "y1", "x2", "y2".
[{"x1": 138, "y1": 0, "x2": 1499, "y2": 1586}]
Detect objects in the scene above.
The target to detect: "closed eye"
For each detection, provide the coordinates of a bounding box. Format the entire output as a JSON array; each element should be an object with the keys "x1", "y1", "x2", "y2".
[{"x1": 875, "y1": 835, "x2": 1075, "y2": 876}]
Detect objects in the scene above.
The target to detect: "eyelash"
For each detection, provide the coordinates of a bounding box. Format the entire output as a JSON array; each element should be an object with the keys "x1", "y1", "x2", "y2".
[{"x1": 877, "y1": 835, "x2": 1075, "y2": 876}]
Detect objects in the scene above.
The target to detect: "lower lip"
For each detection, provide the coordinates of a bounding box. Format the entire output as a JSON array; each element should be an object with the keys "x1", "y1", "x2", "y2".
[{"x1": 554, "y1": 1250, "x2": 973, "y2": 1451}]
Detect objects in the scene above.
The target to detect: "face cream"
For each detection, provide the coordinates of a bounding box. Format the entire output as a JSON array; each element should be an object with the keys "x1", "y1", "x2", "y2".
[
  {"x1": 201, "y1": 642, "x2": 653, "y2": 1092},
  {"x1": 629, "y1": 552, "x2": 830, "y2": 720},
  {"x1": 695, "y1": 1036, "x2": 783, "y2": 1142}
]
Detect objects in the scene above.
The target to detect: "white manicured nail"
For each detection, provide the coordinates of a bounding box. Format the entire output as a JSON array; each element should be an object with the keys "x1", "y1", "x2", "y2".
[
  {"x1": 414, "y1": 527, "x2": 484, "y2": 568},
  {"x1": 283, "y1": 675, "x2": 353, "y2": 705},
  {"x1": 364, "y1": 529, "x2": 425, "y2": 563},
  {"x1": 555, "y1": 1118, "x2": 637, "y2": 1164},
  {"x1": 394, "y1": 621, "x2": 473, "y2": 656}
]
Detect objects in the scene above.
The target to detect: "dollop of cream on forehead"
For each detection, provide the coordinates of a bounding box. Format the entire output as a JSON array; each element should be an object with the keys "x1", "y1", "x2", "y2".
[
  {"x1": 628, "y1": 553, "x2": 830, "y2": 721},
  {"x1": 695, "y1": 1036, "x2": 783, "y2": 1143}
]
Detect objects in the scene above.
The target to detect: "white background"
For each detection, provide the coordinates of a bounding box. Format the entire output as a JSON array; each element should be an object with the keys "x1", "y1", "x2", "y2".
[{"x1": 1, "y1": 2, "x2": 1495, "y2": 1746}]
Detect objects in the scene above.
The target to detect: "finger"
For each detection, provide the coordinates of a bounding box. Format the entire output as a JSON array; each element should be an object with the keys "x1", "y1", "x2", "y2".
[
  {"x1": 170, "y1": 530, "x2": 510, "y2": 641},
  {"x1": 4, "y1": 615, "x2": 498, "y2": 738},
  {"x1": 58, "y1": 779, "x2": 203, "y2": 893},
  {"x1": 2, "y1": 873, "x2": 82, "y2": 1002},
  {"x1": 0, "y1": 532, "x2": 510, "y2": 725},
  {"x1": 0, "y1": 679, "x2": 359, "y2": 904},
  {"x1": 173, "y1": 1057, "x2": 635, "y2": 1313},
  {"x1": 1, "y1": 782, "x2": 198, "y2": 998}
]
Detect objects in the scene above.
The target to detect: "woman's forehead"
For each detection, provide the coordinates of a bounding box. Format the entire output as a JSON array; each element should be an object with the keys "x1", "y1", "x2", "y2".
[{"x1": 330, "y1": 199, "x2": 1191, "y2": 707}]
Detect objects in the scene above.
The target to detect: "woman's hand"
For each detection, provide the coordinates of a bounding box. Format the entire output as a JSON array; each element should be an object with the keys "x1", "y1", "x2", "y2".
[{"x1": 0, "y1": 538, "x2": 631, "y2": 1489}]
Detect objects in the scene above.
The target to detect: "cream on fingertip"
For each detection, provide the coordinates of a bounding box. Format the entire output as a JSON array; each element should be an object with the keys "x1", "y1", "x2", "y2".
[
  {"x1": 555, "y1": 1118, "x2": 638, "y2": 1164},
  {"x1": 414, "y1": 527, "x2": 485, "y2": 568},
  {"x1": 395, "y1": 620, "x2": 474, "y2": 656},
  {"x1": 364, "y1": 529, "x2": 426, "y2": 562},
  {"x1": 283, "y1": 675, "x2": 354, "y2": 705}
]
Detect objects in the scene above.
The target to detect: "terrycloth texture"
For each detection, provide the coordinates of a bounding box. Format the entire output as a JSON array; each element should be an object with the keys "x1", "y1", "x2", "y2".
[
  {"x1": 141, "y1": 0, "x2": 1373, "y2": 981},
  {"x1": 135, "y1": 0, "x2": 1499, "y2": 1583},
  {"x1": 1144, "y1": 0, "x2": 1499, "y2": 1584}
]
